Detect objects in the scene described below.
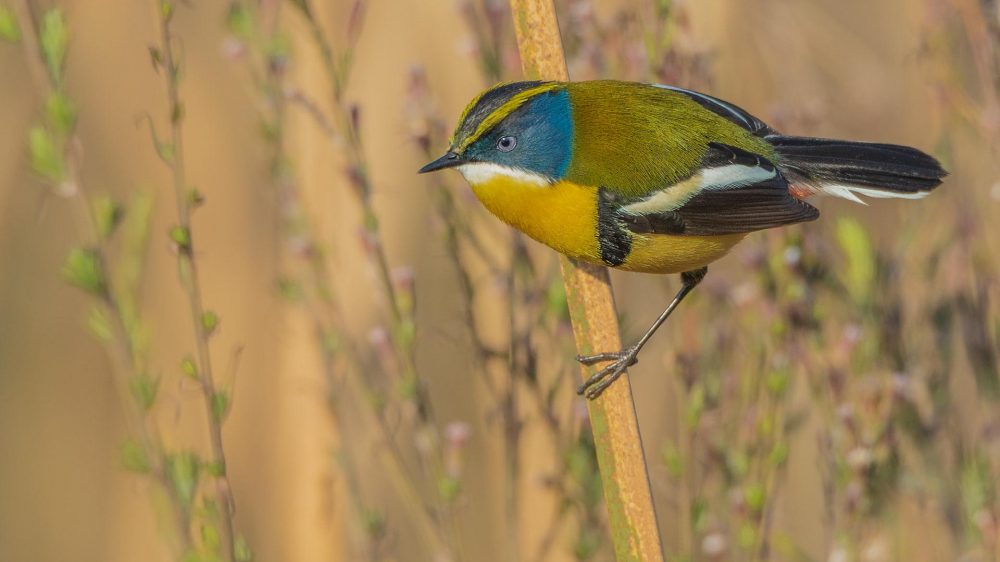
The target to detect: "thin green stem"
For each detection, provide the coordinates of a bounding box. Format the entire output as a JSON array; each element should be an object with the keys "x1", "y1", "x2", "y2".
[
  {"x1": 151, "y1": 5, "x2": 236, "y2": 561},
  {"x1": 245, "y1": 3, "x2": 462, "y2": 558},
  {"x1": 15, "y1": 1, "x2": 194, "y2": 555}
]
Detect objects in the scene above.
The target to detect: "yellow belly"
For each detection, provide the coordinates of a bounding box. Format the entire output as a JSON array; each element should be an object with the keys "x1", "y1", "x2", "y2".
[
  {"x1": 467, "y1": 173, "x2": 745, "y2": 274},
  {"x1": 621, "y1": 232, "x2": 745, "y2": 273}
]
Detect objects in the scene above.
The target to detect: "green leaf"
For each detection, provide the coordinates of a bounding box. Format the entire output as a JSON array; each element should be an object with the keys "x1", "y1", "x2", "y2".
[
  {"x1": 201, "y1": 523, "x2": 221, "y2": 550},
  {"x1": 361, "y1": 510, "x2": 386, "y2": 541},
  {"x1": 204, "y1": 460, "x2": 226, "y2": 477},
  {"x1": 180, "y1": 355, "x2": 198, "y2": 379},
  {"x1": 211, "y1": 391, "x2": 229, "y2": 422},
  {"x1": 276, "y1": 277, "x2": 303, "y2": 302},
  {"x1": 225, "y1": 3, "x2": 253, "y2": 38},
  {"x1": 396, "y1": 375, "x2": 418, "y2": 400},
  {"x1": 45, "y1": 91, "x2": 77, "y2": 134},
  {"x1": 397, "y1": 318, "x2": 415, "y2": 349},
  {"x1": 685, "y1": 385, "x2": 704, "y2": 428},
  {"x1": 661, "y1": 443, "x2": 684, "y2": 478},
  {"x1": 160, "y1": 1, "x2": 174, "y2": 21},
  {"x1": 0, "y1": 5, "x2": 21, "y2": 42},
  {"x1": 745, "y1": 483, "x2": 766, "y2": 512},
  {"x1": 769, "y1": 442, "x2": 789, "y2": 467},
  {"x1": 437, "y1": 475, "x2": 460, "y2": 502},
  {"x1": 39, "y1": 9, "x2": 68, "y2": 84},
  {"x1": 960, "y1": 454, "x2": 994, "y2": 518},
  {"x1": 120, "y1": 438, "x2": 150, "y2": 473},
  {"x1": 654, "y1": 0, "x2": 673, "y2": 19},
  {"x1": 87, "y1": 306, "x2": 113, "y2": 341},
  {"x1": 130, "y1": 373, "x2": 159, "y2": 411},
  {"x1": 691, "y1": 496, "x2": 708, "y2": 532},
  {"x1": 171, "y1": 101, "x2": 184, "y2": 124},
  {"x1": 186, "y1": 188, "x2": 204, "y2": 209},
  {"x1": 572, "y1": 529, "x2": 601, "y2": 560},
  {"x1": 27, "y1": 125, "x2": 65, "y2": 181},
  {"x1": 92, "y1": 195, "x2": 124, "y2": 239},
  {"x1": 166, "y1": 452, "x2": 200, "y2": 509},
  {"x1": 201, "y1": 310, "x2": 219, "y2": 335},
  {"x1": 765, "y1": 370, "x2": 789, "y2": 396},
  {"x1": 62, "y1": 247, "x2": 106, "y2": 296},
  {"x1": 148, "y1": 46, "x2": 163, "y2": 70},
  {"x1": 320, "y1": 330, "x2": 339, "y2": 354},
  {"x1": 264, "y1": 34, "x2": 290, "y2": 64},
  {"x1": 836, "y1": 217, "x2": 875, "y2": 305},
  {"x1": 141, "y1": 114, "x2": 174, "y2": 163},
  {"x1": 234, "y1": 535, "x2": 253, "y2": 561},
  {"x1": 287, "y1": 0, "x2": 312, "y2": 18},
  {"x1": 738, "y1": 522, "x2": 757, "y2": 550},
  {"x1": 262, "y1": 117, "x2": 287, "y2": 146},
  {"x1": 726, "y1": 449, "x2": 749, "y2": 479},
  {"x1": 169, "y1": 225, "x2": 191, "y2": 250},
  {"x1": 114, "y1": 191, "x2": 154, "y2": 348},
  {"x1": 545, "y1": 276, "x2": 568, "y2": 321},
  {"x1": 157, "y1": 141, "x2": 175, "y2": 162}
]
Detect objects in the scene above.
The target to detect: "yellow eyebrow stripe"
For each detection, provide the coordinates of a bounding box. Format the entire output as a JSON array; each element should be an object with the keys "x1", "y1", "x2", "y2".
[
  {"x1": 451, "y1": 86, "x2": 494, "y2": 145},
  {"x1": 454, "y1": 83, "x2": 563, "y2": 152}
]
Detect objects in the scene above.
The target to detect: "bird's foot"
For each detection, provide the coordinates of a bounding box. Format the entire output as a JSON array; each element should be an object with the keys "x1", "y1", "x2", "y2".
[{"x1": 575, "y1": 347, "x2": 640, "y2": 400}]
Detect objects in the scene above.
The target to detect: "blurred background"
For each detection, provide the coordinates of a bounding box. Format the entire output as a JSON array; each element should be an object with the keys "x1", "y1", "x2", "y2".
[{"x1": 0, "y1": 0, "x2": 998, "y2": 561}]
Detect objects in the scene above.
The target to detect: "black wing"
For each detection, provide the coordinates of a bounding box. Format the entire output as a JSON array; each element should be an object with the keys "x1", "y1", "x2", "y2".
[
  {"x1": 618, "y1": 143, "x2": 819, "y2": 236},
  {"x1": 656, "y1": 85, "x2": 776, "y2": 137}
]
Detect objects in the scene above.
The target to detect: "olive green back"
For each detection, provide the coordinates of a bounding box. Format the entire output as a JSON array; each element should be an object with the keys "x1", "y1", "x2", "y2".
[{"x1": 564, "y1": 81, "x2": 777, "y2": 198}]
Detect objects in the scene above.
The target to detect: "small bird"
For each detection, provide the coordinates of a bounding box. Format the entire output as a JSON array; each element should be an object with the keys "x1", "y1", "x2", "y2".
[{"x1": 419, "y1": 80, "x2": 946, "y2": 399}]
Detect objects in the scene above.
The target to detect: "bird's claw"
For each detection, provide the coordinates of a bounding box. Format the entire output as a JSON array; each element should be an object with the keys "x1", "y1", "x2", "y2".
[{"x1": 575, "y1": 349, "x2": 639, "y2": 399}]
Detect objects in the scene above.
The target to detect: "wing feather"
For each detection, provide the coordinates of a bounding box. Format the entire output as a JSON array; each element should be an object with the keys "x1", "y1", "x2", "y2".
[
  {"x1": 619, "y1": 143, "x2": 819, "y2": 236},
  {"x1": 654, "y1": 85, "x2": 776, "y2": 136}
]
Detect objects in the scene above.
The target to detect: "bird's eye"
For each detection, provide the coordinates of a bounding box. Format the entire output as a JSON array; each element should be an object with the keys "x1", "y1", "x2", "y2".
[{"x1": 496, "y1": 136, "x2": 517, "y2": 152}]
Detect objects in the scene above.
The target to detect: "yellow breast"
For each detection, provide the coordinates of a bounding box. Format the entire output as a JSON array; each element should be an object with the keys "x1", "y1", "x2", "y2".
[
  {"x1": 459, "y1": 163, "x2": 745, "y2": 274},
  {"x1": 462, "y1": 164, "x2": 602, "y2": 262}
]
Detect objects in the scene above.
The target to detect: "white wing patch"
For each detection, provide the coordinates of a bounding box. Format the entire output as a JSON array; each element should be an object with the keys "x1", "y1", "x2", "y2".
[
  {"x1": 700, "y1": 163, "x2": 776, "y2": 190},
  {"x1": 457, "y1": 162, "x2": 550, "y2": 187},
  {"x1": 621, "y1": 175, "x2": 702, "y2": 215},
  {"x1": 622, "y1": 164, "x2": 777, "y2": 215}
]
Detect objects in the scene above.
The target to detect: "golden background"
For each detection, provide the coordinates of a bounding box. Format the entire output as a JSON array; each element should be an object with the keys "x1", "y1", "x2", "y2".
[{"x1": 0, "y1": 1, "x2": 997, "y2": 561}]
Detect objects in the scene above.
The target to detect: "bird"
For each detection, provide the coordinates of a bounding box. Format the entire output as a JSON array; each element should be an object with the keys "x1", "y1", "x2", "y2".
[{"x1": 419, "y1": 80, "x2": 946, "y2": 399}]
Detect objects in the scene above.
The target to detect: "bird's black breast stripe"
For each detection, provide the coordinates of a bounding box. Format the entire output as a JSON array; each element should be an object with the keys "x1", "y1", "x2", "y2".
[{"x1": 596, "y1": 187, "x2": 632, "y2": 266}]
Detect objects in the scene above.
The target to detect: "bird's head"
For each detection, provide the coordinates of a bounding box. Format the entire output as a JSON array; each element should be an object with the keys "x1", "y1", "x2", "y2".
[{"x1": 418, "y1": 81, "x2": 573, "y2": 183}]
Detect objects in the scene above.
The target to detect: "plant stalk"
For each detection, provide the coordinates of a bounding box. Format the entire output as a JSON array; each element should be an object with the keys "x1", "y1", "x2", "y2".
[
  {"x1": 506, "y1": 1, "x2": 665, "y2": 560},
  {"x1": 151, "y1": 5, "x2": 236, "y2": 561}
]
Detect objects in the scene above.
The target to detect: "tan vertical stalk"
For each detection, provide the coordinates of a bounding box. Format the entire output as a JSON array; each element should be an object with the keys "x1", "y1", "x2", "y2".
[{"x1": 506, "y1": 1, "x2": 665, "y2": 560}]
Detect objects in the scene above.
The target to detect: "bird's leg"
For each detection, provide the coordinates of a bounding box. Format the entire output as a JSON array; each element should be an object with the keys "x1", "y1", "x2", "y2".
[{"x1": 576, "y1": 267, "x2": 707, "y2": 399}]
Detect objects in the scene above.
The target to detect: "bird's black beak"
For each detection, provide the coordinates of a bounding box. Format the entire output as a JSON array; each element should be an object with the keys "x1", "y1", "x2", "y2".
[{"x1": 418, "y1": 151, "x2": 464, "y2": 174}]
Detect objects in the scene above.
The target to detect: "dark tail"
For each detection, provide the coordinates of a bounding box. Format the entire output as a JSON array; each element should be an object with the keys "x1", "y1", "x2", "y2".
[{"x1": 767, "y1": 135, "x2": 947, "y2": 203}]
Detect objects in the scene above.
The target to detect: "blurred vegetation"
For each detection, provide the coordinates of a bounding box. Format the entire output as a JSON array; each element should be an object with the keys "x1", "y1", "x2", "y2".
[{"x1": 0, "y1": 0, "x2": 998, "y2": 561}]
